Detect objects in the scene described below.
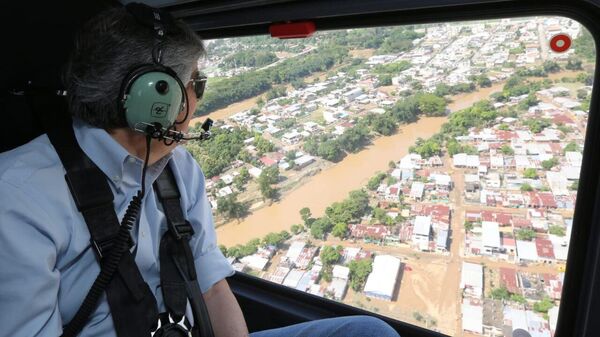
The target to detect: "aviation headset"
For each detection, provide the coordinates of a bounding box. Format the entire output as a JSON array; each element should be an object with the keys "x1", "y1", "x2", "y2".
[{"x1": 120, "y1": 3, "x2": 202, "y2": 144}]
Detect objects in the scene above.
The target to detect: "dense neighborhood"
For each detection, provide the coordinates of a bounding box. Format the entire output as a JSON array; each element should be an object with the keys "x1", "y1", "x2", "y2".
[{"x1": 187, "y1": 16, "x2": 594, "y2": 336}]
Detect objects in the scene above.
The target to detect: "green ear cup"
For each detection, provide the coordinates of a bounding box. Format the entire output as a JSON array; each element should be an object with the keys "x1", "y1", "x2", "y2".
[{"x1": 123, "y1": 71, "x2": 183, "y2": 130}]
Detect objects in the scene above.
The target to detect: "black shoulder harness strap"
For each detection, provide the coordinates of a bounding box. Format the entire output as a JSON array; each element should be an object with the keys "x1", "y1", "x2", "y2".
[
  {"x1": 155, "y1": 167, "x2": 215, "y2": 337},
  {"x1": 37, "y1": 96, "x2": 214, "y2": 337},
  {"x1": 41, "y1": 96, "x2": 158, "y2": 337}
]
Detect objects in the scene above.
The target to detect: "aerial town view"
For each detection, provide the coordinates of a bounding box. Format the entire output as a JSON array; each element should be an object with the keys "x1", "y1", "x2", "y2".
[{"x1": 185, "y1": 16, "x2": 595, "y2": 336}]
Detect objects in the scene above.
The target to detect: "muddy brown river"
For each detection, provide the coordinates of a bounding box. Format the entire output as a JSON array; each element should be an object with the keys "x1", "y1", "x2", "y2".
[
  {"x1": 205, "y1": 71, "x2": 577, "y2": 247},
  {"x1": 215, "y1": 116, "x2": 447, "y2": 247}
]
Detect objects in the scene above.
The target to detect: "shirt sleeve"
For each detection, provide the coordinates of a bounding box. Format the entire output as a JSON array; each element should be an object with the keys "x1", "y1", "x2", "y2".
[
  {"x1": 0, "y1": 181, "x2": 63, "y2": 337},
  {"x1": 176, "y1": 150, "x2": 234, "y2": 293}
]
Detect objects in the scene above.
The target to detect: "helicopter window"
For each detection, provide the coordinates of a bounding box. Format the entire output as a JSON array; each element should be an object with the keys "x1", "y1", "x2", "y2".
[{"x1": 185, "y1": 16, "x2": 595, "y2": 336}]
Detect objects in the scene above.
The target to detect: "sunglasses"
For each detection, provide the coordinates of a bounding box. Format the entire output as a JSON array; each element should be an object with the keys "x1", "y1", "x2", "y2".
[{"x1": 189, "y1": 72, "x2": 207, "y2": 100}]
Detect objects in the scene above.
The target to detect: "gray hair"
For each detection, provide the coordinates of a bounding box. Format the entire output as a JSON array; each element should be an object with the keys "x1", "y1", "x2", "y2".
[{"x1": 64, "y1": 7, "x2": 205, "y2": 129}]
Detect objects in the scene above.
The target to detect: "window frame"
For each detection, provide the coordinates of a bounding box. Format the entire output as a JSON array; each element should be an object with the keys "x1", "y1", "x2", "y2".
[{"x1": 167, "y1": 1, "x2": 600, "y2": 336}]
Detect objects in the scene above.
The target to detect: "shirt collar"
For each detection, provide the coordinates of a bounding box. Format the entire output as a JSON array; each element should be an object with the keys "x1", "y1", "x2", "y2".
[{"x1": 72, "y1": 118, "x2": 173, "y2": 187}]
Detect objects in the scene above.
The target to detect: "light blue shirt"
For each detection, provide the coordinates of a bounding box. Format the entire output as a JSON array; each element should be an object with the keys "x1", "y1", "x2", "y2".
[{"x1": 0, "y1": 119, "x2": 234, "y2": 337}]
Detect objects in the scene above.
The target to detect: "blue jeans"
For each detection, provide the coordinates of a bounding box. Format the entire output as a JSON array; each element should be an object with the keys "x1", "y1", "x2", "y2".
[{"x1": 249, "y1": 316, "x2": 400, "y2": 337}]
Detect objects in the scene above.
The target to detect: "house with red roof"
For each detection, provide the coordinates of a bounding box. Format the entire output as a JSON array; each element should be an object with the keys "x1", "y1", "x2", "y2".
[
  {"x1": 499, "y1": 268, "x2": 519, "y2": 294},
  {"x1": 259, "y1": 156, "x2": 278, "y2": 167},
  {"x1": 349, "y1": 224, "x2": 390, "y2": 242},
  {"x1": 512, "y1": 218, "x2": 533, "y2": 229},
  {"x1": 542, "y1": 273, "x2": 563, "y2": 300},
  {"x1": 535, "y1": 237, "x2": 556, "y2": 263}
]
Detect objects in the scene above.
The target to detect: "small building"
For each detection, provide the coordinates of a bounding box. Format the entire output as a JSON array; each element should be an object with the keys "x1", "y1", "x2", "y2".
[
  {"x1": 461, "y1": 262, "x2": 483, "y2": 299},
  {"x1": 283, "y1": 269, "x2": 305, "y2": 288},
  {"x1": 465, "y1": 174, "x2": 481, "y2": 192},
  {"x1": 349, "y1": 224, "x2": 390, "y2": 242},
  {"x1": 268, "y1": 266, "x2": 291, "y2": 284},
  {"x1": 499, "y1": 267, "x2": 519, "y2": 294},
  {"x1": 482, "y1": 221, "x2": 502, "y2": 255},
  {"x1": 535, "y1": 238, "x2": 556, "y2": 263},
  {"x1": 410, "y1": 182, "x2": 425, "y2": 201},
  {"x1": 364, "y1": 255, "x2": 402, "y2": 301},
  {"x1": 453, "y1": 153, "x2": 480, "y2": 168},
  {"x1": 516, "y1": 240, "x2": 539, "y2": 263},
  {"x1": 436, "y1": 229, "x2": 449, "y2": 252},
  {"x1": 248, "y1": 166, "x2": 263, "y2": 178},
  {"x1": 240, "y1": 255, "x2": 269, "y2": 271},
  {"x1": 286, "y1": 241, "x2": 306, "y2": 262},
  {"x1": 282, "y1": 130, "x2": 302, "y2": 144},
  {"x1": 294, "y1": 155, "x2": 315, "y2": 169},
  {"x1": 412, "y1": 216, "x2": 432, "y2": 251},
  {"x1": 462, "y1": 302, "x2": 483, "y2": 334}
]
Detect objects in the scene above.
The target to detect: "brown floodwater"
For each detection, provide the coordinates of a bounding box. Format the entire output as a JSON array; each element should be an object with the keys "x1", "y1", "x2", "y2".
[
  {"x1": 216, "y1": 116, "x2": 447, "y2": 247},
  {"x1": 210, "y1": 70, "x2": 581, "y2": 247}
]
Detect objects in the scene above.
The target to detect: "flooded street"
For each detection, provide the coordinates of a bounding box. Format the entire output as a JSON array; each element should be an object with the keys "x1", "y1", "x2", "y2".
[{"x1": 216, "y1": 116, "x2": 447, "y2": 247}]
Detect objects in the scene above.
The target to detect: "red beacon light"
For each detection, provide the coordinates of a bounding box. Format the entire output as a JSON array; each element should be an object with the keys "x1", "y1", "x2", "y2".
[{"x1": 269, "y1": 21, "x2": 316, "y2": 39}]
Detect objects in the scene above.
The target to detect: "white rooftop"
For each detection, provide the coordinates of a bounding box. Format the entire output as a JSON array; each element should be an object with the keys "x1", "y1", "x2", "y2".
[
  {"x1": 286, "y1": 241, "x2": 306, "y2": 261},
  {"x1": 482, "y1": 221, "x2": 501, "y2": 248},
  {"x1": 517, "y1": 240, "x2": 539, "y2": 261},
  {"x1": 462, "y1": 303, "x2": 483, "y2": 334},
  {"x1": 332, "y1": 265, "x2": 350, "y2": 280},
  {"x1": 414, "y1": 216, "x2": 432, "y2": 236},
  {"x1": 363, "y1": 255, "x2": 401, "y2": 299},
  {"x1": 460, "y1": 262, "x2": 483, "y2": 291}
]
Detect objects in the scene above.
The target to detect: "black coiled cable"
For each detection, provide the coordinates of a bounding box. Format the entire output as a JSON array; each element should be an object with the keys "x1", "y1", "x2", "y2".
[{"x1": 61, "y1": 136, "x2": 152, "y2": 337}]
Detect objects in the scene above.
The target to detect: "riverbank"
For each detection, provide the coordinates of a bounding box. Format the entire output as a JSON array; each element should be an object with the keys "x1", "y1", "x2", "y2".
[{"x1": 216, "y1": 116, "x2": 447, "y2": 247}]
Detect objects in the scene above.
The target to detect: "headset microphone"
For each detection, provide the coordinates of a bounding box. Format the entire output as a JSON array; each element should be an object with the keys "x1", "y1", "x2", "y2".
[{"x1": 134, "y1": 118, "x2": 213, "y2": 143}]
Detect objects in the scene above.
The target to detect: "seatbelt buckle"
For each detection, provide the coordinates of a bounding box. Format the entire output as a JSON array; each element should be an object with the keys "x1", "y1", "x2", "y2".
[
  {"x1": 91, "y1": 233, "x2": 135, "y2": 259},
  {"x1": 170, "y1": 220, "x2": 195, "y2": 240}
]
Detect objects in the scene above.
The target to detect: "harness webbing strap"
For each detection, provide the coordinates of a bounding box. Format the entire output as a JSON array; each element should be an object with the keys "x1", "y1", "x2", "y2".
[
  {"x1": 37, "y1": 95, "x2": 159, "y2": 337},
  {"x1": 155, "y1": 167, "x2": 215, "y2": 337}
]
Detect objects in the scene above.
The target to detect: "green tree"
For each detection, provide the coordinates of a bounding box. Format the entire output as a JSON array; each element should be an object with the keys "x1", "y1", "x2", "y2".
[
  {"x1": 523, "y1": 168, "x2": 539, "y2": 179},
  {"x1": 311, "y1": 217, "x2": 333, "y2": 239},
  {"x1": 332, "y1": 222, "x2": 349, "y2": 239},
  {"x1": 542, "y1": 60, "x2": 561, "y2": 73},
  {"x1": 491, "y1": 287, "x2": 510, "y2": 300},
  {"x1": 577, "y1": 88, "x2": 588, "y2": 100},
  {"x1": 290, "y1": 224, "x2": 304, "y2": 234},
  {"x1": 498, "y1": 123, "x2": 510, "y2": 131},
  {"x1": 510, "y1": 294, "x2": 527, "y2": 304},
  {"x1": 564, "y1": 142, "x2": 581, "y2": 153},
  {"x1": 300, "y1": 207, "x2": 312, "y2": 224},
  {"x1": 348, "y1": 258, "x2": 374, "y2": 291},
  {"x1": 416, "y1": 93, "x2": 447, "y2": 116},
  {"x1": 320, "y1": 245, "x2": 343, "y2": 266},
  {"x1": 549, "y1": 225, "x2": 566, "y2": 237},
  {"x1": 533, "y1": 297, "x2": 554, "y2": 313},
  {"x1": 541, "y1": 157, "x2": 559, "y2": 171},
  {"x1": 477, "y1": 75, "x2": 492, "y2": 88},
  {"x1": 255, "y1": 135, "x2": 275, "y2": 155},
  {"x1": 464, "y1": 221, "x2": 474, "y2": 232},
  {"x1": 219, "y1": 244, "x2": 228, "y2": 256},
  {"x1": 574, "y1": 28, "x2": 596, "y2": 62},
  {"x1": 500, "y1": 144, "x2": 514, "y2": 155},
  {"x1": 516, "y1": 228, "x2": 536, "y2": 241},
  {"x1": 566, "y1": 58, "x2": 583, "y2": 70},
  {"x1": 371, "y1": 114, "x2": 398, "y2": 136},
  {"x1": 262, "y1": 232, "x2": 286, "y2": 247},
  {"x1": 258, "y1": 166, "x2": 279, "y2": 200},
  {"x1": 524, "y1": 119, "x2": 551, "y2": 134},
  {"x1": 520, "y1": 183, "x2": 534, "y2": 192},
  {"x1": 326, "y1": 202, "x2": 353, "y2": 225},
  {"x1": 233, "y1": 167, "x2": 251, "y2": 190},
  {"x1": 217, "y1": 193, "x2": 249, "y2": 220},
  {"x1": 570, "y1": 180, "x2": 579, "y2": 191},
  {"x1": 367, "y1": 172, "x2": 387, "y2": 190}
]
